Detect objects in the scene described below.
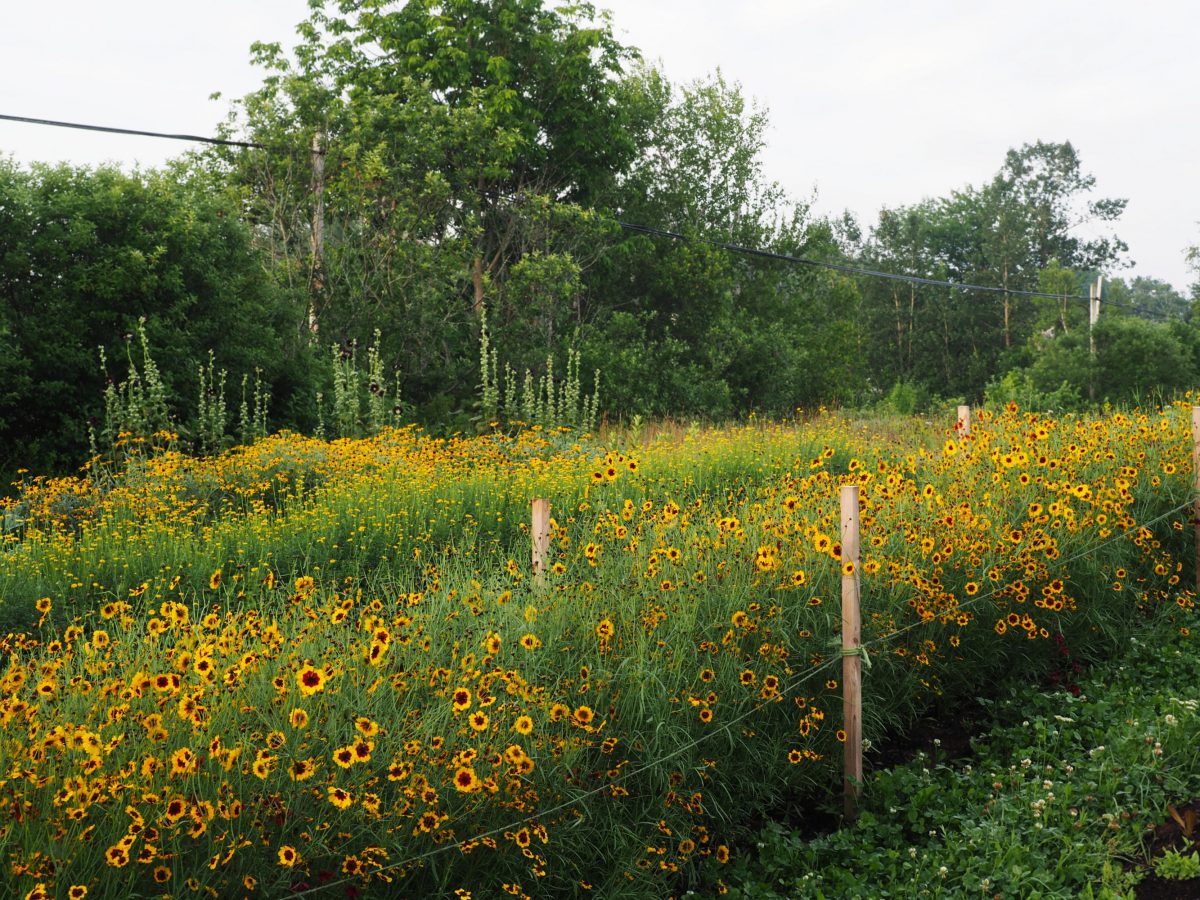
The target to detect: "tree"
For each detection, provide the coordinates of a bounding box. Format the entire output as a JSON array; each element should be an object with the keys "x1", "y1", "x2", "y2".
[
  {"x1": 0, "y1": 160, "x2": 300, "y2": 480},
  {"x1": 1035, "y1": 258, "x2": 1085, "y2": 336},
  {"x1": 583, "y1": 68, "x2": 862, "y2": 418},
  {"x1": 1102, "y1": 276, "x2": 1190, "y2": 321},
  {"x1": 859, "y1": 141, "x2": 1127, "y2": 401},
  {"x1": 1186, "y1": 230, "x2": 1199, "y2": 302},
  {"x1": 210, "y1": 0, "x2": 640, "y2": 422}
]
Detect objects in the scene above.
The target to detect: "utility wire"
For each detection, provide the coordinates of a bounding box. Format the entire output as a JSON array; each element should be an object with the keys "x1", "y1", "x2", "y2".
[
  {"x1": 2, "y1": 111, "x2": 1178, "y2": 319},
  {"x1": 862, "y1": 496, "x2": 1195, "y2": 652},
  {"x1": 617, "y1": 221, "x2": 1099, "y2": 303},
  {"x1": 620, "y1": 222, "x2": 1185, "y2": 322},
  {"x1": 0, "y1": 112, "x2": 271, "y2": 151},
  {"x1": 287, "y1": 654, "x2": 845, "y2": 898}
]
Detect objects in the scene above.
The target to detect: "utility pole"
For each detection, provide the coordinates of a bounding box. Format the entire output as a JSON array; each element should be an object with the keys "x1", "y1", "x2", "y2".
[
  {"x1": 1088, "y1": 275, "x2": 1102, "y2": 401},
  {"x1": 309, "y1": 129, "x2": 326, "y2": 338}
]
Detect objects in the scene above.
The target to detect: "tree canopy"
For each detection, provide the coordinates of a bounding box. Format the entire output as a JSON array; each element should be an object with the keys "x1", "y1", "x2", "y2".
[{"x1": 3, "y1": 1, "x2": 1198, "y2": 482}]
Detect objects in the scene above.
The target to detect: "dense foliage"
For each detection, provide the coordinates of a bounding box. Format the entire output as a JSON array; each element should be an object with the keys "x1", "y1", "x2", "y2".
[
  {"x1": 0, "y1": 161, "x2": 307, "y2": 480},
  {"x1": 2, "y1": 0, "x2": 1199, "y2": 484},
  {"x1": 727, "y1": 621, "x2": 1200, "y2": 898}
]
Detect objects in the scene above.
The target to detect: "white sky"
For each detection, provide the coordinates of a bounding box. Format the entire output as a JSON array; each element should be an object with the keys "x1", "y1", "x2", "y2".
[{"x1": 1, "y1": 0, "x2": 1196, "y2": 291}]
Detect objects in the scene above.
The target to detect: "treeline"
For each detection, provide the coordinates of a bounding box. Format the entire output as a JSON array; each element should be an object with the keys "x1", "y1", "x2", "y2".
[{"x1": 1, "y1": 0, "x2": 1198, "y2": 483}]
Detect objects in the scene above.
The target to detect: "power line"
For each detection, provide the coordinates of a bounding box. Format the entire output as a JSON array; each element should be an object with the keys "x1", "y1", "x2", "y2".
[
  {"x1": 287, "y1": 654, "x2": 844, "y2": 898},
  {"x1": 2, "y1": 110, "x2": 1176, "y2": 320},
  {"x1": 0, "y1": 112, "x2": 269, "y2": 151},
  {"x1": 620, "y1": 222, "x2": 1186, "y2": 322},
  {"x1": 618, "y1": 221, "x2": 1100, "y2": 304}
]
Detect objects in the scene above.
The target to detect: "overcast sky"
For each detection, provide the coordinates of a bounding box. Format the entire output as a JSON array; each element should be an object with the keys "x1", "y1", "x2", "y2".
[{"x1": 1, "y1": 1, "x2": 1196, "y2": 291}]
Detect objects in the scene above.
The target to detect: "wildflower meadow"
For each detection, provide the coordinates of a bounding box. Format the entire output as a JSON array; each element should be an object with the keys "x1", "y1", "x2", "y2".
[{"x1": 0, "y1": 403, "x2": 1194, "y2": 899}]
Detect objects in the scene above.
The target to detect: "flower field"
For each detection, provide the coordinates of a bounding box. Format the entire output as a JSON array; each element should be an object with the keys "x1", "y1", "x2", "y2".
[{"x1": 0, "y1": 405, "x2": 1195, "y2": 899}]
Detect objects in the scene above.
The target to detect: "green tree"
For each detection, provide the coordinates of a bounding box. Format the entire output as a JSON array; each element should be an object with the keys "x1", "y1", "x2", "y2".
[
  {"x1": 859, "y1": 141, "x2": 1127, "y2": 402},
  {"x1": 0, "y1": 160, "x2": 300, "y2": 480},
  {"x1": 1094, "y1": 316, "x2": 1195, "y2": 403},
  {"x1": 1103, "y1": 276, "x2": 1190, "y2": 321},
  {"x1": 1187, "y1": 231, "x2": 1199, "y2": 300},
  {"x1": 213, "y1": 0, "x2": 639, "y2": 423},
  {"x1": 584, "y1": 68, "x2": 862, "y2": 418},
  {"x1": 1035, "y1": 258, "x2": 1086, "y2": 336}
]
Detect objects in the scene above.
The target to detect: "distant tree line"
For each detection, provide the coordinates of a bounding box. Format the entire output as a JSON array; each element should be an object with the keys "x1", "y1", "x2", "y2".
[{"x1": 2, "y1": 0, "x2": 1198, "y2": 483}]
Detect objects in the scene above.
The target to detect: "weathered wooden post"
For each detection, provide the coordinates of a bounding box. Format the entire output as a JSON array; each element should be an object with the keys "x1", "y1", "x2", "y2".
[
  {"x1": 957, "y1": 405, "x2": 971, "y2": 437},
  {"x1": 840, "y1": 484, "x2": 863, "y2": 823},
  {"x1": 1192, "y1": 409, "x2": 1200, "y2": 595},
  {"x1": 531, "y1": 498, "x2": 551, "y2": 588}
]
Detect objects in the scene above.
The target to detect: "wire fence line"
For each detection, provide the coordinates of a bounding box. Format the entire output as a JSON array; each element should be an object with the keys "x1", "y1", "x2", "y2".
[
  {"x1": 862, "y1": 496, "x2": 1196, "y2": 652},
  {"x1": 286, "y1": 485, "x2": 1196, "y2": 897}
]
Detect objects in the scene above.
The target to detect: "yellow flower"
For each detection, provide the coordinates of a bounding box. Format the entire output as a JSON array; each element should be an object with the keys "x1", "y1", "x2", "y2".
[
  {"x1": 453, "y1": 766, "x2": 480, "y2": 792},
  {"x1": 289, "y1": 758, "x2": 316, "y2": 781},
  {"x1": 468, "y1": 711, "x2": 490, "y2": 732},
  {"x1": 296, "y1": 665, "x2": 326, "y2": 696},
  {"x1": 327, "y1": 786, "x2": 352, "y2": 809}
]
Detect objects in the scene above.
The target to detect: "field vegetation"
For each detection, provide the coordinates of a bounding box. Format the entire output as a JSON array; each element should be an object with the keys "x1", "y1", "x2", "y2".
[{"x1": 0, "y1": 402, "x2": 1194, "y2": 898}]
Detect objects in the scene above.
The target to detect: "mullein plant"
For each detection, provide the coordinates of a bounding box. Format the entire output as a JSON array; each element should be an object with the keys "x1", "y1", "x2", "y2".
[{"x1": 479, "y1": 303, "x2": 600, "y2": 431}]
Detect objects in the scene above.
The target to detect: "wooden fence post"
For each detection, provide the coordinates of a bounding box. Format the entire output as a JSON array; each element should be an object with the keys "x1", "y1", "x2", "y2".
[
  {"x1": 840, "y1": 484, "x2": 863, "y2": 823},
  {"x1": 531, "y1": 498, "x2": 551, "y2": 588},
  {"x1": 957, "y1": 405, "x2": 971, "y2": 437},
  {"x1": 1192, "y1": 409, "x2": 1200, "y2": 595}
]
